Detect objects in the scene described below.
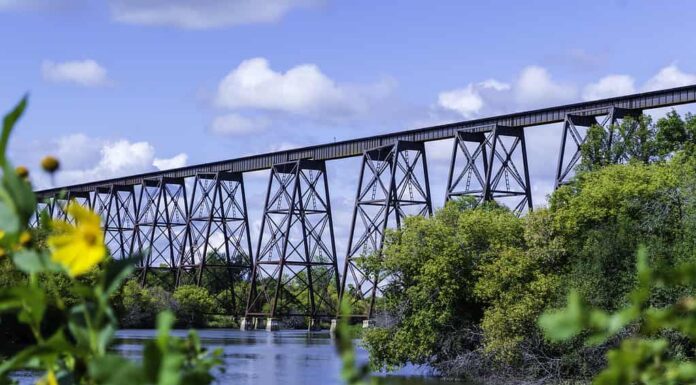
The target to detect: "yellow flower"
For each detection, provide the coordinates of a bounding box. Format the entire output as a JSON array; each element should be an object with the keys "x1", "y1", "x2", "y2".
[
  {"x1": 47, "y1": 203, "x2": 106, "y2": 277},
  {"x1": 36, "y1": 370, "x2": 58, "y2": 385}
]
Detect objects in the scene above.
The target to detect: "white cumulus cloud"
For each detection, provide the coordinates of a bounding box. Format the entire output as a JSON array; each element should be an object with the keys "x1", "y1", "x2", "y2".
[
  {"x1": 153, "y1": 153, "x2": 188, "y2": 170},
  {"x1": 582, "y1": 74, "x2": 636, "y2": 101},
  {"x1": 514, "y1": 65, "x2": 577, "y2": 106},
  {"x1": 42, "y1": 59, "x2": 111, "y2": 87},
  {"x1": 109, "y1": 0, "x2": 319, "y2": 29},
  {"x1": 210, "y1": 113, "x2": 270, "y2": 136},
  {"x1": 436, "y1": 66, "x2": 575, "y2": 118},
  {"x1": 437, "y1": 86, "x2": 483, "y2": 118},
  {"x1": 437, "y1": 79, "x2": 510, "y2": 118},
  {"x1": 215, "y1": 57, "x2": 392, "y2": 122},
  {"x1": 643, "y1": 64, "x2": 696, "y2": 92},
  {"x1": 25, "y1": 135, "x2": 188, "y2": 188}
]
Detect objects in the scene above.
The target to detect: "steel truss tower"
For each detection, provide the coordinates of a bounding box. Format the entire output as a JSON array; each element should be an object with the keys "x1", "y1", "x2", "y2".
[
  {"x1": 555, "y1": 107, "x2": 641, "y2": 188},
  {"x1": 133, "y1": 177, "x2": 188, "y2": 289},
  {"x1": 245, "y1": 159, "x2": 339, "y2": 320},
  {"x1": 177, "y1": 171, "x2": 253, "y2": 315},
  {"x1": 339, "y1": 141, "x2": 433, "y2": 319},
  {"x1": 446, "y1": 125, "x2": 532, "y2": 215},
  {"x1": 95, "y1": 185, "x2": 138, "y2": 260}
]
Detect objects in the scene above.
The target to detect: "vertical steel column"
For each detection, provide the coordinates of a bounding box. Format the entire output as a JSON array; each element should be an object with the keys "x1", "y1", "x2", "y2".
[
  {"x1": 483, "y1": 125, "x2": 533, "y2": 215},
  {"x1": 445, "y1": 128, "x2": 490, "y2": 204},
  {"x1": 95, "y1": 185, "x2": 138, "y2": 260},
  {"x1": 338, "y1": 140, "x2": 432, "y2": 319},
  {"x1": 555, "y1": 107, "x2": 641, "y2": 188},
  {"x1": 133, "y1": 177, "x2": 188, "y2": 289},
  {"x1": 31, "y1": 198, "x2": 53, "y2": 228},
  {"x1": 176, "y1": 171, "x2": 253, "y2": 315},
  {"x1": 245, "y1": 159, "x2": 340, "y2": 320}
]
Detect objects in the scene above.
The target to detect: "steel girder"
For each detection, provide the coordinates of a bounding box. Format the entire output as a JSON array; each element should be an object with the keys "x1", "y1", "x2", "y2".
[
  {"x1": 245, "y1": 159, "x2": 339, "y2": 319},
  {"x1": 176, "y1": 171, "x2": 253, "y2": 315},
  {"x1": 339, "y1": 140, "x2": 433, "y2": 319},
  {"x1": 133, "y1": 177, "x2": 188, "y2": 289},
  {"x1": 95, "y1": 185, "x2": 138, "y2": 260},
  {"x1": 35, "y1": 85, "x2": 696, "y2": 198},
  {"x1": 555, "y1": 107, "x2": 641, "y2": 188}
]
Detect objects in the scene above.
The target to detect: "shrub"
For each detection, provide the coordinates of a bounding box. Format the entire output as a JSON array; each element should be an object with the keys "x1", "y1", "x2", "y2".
[{"x1": 173, "y1": 285, "x2": 219, "y2": 327}]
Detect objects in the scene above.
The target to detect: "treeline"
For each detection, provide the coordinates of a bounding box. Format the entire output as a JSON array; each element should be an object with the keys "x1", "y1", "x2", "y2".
[
  {"x1": 362, "y1": 111, "x2": 696, "y2": 383},
  {"x1": 0, "y1": 260, "x2": 227, "y2": 346}
]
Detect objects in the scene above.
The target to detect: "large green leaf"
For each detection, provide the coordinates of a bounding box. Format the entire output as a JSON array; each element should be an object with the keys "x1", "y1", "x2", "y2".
[
  {"x1": 88, "y1": 356, "x2": 144, "y2": 385},
  {"x1": 0, "y1": 201, "x2": 19, "y2": 233},
  {"x1": 0, "y1": 96, "x2": 27, "y2": 166},
  {"x1": 11, "y1": 249, "x2": 62, "y2": 275}
]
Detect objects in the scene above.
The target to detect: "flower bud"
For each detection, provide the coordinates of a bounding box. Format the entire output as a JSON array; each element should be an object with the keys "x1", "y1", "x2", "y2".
[
  {"x1": 41, "y1": 156, "x2": 60, "y2": 173},
  {"x1": 15, "y1": 166, "x2": 29, "y2": 179},
  {"x1": 19, "y1": 231, "x2": 31, "y2": 247}
]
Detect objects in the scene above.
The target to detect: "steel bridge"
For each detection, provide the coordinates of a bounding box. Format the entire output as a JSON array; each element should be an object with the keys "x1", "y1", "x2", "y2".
[{"x1": 33, "y1": 85, "x2": 696, "y2": 329}]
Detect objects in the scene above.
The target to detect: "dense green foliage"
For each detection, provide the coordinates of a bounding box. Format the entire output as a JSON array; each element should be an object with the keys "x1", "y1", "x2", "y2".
[
  {"x1": 363, "y1": 110, "x2": 696, "y2": 383},
  {"x1": 540, "y1": 247, "x2": 696, "y2": 384}
]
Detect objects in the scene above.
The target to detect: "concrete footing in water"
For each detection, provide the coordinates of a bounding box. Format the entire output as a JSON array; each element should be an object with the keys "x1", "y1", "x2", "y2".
[
  {"x1": 266, "y1": 318, "x2": 280, "y2": 331},
  {"x1": 240, "y1": 317, "x2": 256, "y2": 331},
  {"x1": 329, "y1": 319, "x2": 338, "y2": 337},
  {"x1": 307, "y1": 318, "x2": 322, "y2": 331},
  {"x1": 362, "y1": 319, "x2": 375, "y2": 328}
]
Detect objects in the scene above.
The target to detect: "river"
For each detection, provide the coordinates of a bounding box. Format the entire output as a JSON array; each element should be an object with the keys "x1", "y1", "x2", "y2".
[{"x1": 112, "y1": 328, "x2": 464, "y2": 385}]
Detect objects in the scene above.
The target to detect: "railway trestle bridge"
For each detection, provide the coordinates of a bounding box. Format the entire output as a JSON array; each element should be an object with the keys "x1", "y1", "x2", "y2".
[{"x1": 33, "y1": 85, "x2": 696, "y2": 330}]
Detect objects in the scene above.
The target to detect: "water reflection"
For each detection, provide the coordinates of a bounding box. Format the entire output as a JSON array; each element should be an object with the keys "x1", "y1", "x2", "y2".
[{"x1": 114, "y1": 329, "x2": 465, "y2": 385}]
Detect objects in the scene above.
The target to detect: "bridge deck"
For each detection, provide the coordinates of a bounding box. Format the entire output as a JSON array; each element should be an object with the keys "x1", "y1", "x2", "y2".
[{"x1": 35, "y1": 84, "x2": 696, "y2": 198}]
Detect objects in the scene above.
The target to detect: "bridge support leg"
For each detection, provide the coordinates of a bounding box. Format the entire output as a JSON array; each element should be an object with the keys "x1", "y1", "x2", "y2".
[
  {"x1": 133, "y1": 177, "x2": 188, "y2": 290},
  {"x1": 245, "y1": 160, "x2": 340, "y2": 327},
  {"x1": 31, "y1": 199, "x2": 53, "y2": 228},
  {"x1": 338, "y1": 140, "x2": 433, "y2": 320},
  {"x1": 95, "y1": 185, "x2": 138, "y2": 260},
  {"x1": 177, "y1": 172, "x2": 253, "y2": 316},
  {"x1": 483, "y1": 125, "x2": 533, "y2": 215},
  {"x1": 555, "y1": 107, "x2": 641, "y2": 188},
  {"x1": 445, "y1": 130, "x2": 489, "y2": 204}
]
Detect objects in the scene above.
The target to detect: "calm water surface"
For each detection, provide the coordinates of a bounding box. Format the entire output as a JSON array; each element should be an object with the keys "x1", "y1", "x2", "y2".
[{"x1": 112, "y1": 328, "x2": 465, "y2": 385}]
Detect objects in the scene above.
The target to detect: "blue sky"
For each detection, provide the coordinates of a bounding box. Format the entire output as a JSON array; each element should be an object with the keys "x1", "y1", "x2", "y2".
[{"x1": 2, "y1": 0, "x2": 696, "y2": 254}]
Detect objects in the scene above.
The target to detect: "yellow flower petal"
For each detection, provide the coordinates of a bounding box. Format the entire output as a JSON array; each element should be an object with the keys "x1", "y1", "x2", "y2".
[{"x1": 47, "y1": 203, "x2": 106, "y2": 277}]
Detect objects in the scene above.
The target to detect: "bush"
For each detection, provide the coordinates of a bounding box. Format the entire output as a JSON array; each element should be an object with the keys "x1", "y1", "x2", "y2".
[
  {"x1": 118, "y1": 280, "x2": 176, "y2": 328},
  {"x1": 173, "y1": 285, "x2": 219, "y2": 327}
]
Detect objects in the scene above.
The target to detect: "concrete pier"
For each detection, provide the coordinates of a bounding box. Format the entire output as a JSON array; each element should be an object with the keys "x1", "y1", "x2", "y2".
[
  {"x1": 240, "y1": 317, "x2": 255, "y2": 331},
  {"x1": 266, "y1": 318, "x2": 280, "y2": 331},
  {"x1": 307, "y1": 318, "x2": 322, "y2": 331},
  {"x1": 329, "y1": 319, "x2": 338, "y2": 337}
]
